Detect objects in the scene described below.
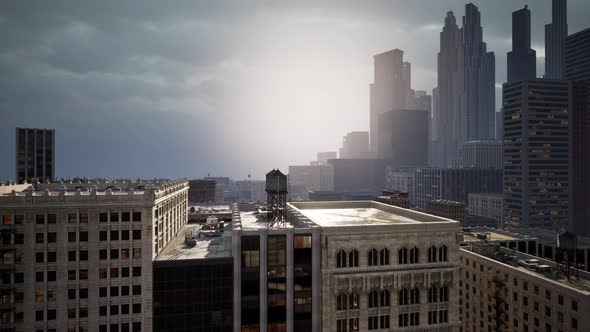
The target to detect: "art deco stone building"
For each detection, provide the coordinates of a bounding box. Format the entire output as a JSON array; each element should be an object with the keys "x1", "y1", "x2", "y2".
[{"x1": 0, "y1": 179, "x2": 188, "y2": 332}]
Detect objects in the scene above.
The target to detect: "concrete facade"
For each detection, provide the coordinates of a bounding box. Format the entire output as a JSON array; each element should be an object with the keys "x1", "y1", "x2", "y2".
[{"x1": 0, "y1": 179, "x2": 188, "y2": 332}]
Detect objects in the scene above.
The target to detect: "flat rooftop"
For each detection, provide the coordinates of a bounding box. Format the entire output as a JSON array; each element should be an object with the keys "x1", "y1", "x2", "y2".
[
  {"x1": 290, "y1": 201, "x2": 457, "y2": 227},
  {"x1": 155, "y1": 223, "x2": 231, "y2": 261}
]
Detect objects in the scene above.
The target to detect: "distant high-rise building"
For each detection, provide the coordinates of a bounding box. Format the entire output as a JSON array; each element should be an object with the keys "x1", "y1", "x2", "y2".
[
  {"x1": 495, "y1": 110, "x2": 503, "y2": 140},
  {"x1": 502, "y1": 80, "x2": 571, "y2": 230},
  {"x1": 15, "y1": 127, "x2": 55, "y2": 184},
  {"x1": 377, "y1": 109, "x2": 429, "y2": 169},
  {"x1": 316, "y1": 152, "x2": 337, "y2": 165},
  {"x1": 435, "y1": 11, "x2": 465, "y2": 167},
  {"x1": 414, "y1": 168, "x2": 502, "y2": 209},
  {"x1": 327, "y1": 159, "x2": 386, "y2": 193},
  {"x1": 545, "y1": 0, "x2": 568, "y2": 79},
  {"x1": 288, "y1": 164, "x2": 334, "y2": 200},
  {"x1": 430, "y1": 87, "x2": 440, "y2": 166},
  {"x1": 462, "y1": 140, "x2": 503, "y2": 169},
  {"x1": 507, "y1": 6, "x2": 536, "y2": 82},
  {"x1": 463, "y1": 3, "x2": 496, "y2": 141},
  {"x1": 370, "y1": 49, "x2": 408, "y2": 153},
  {"x1": 188, "y1": 179, "x2": 216, "y2": 203},
  {"x1": 565, "y1": 27, "x2": 590, "y2": 235},
  {"x1": 339, "y1": 131, "x2": 370, "y2": 159}
]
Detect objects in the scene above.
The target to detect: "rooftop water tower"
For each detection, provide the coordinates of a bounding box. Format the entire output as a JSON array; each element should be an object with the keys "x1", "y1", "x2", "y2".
[{"x1": 265, "y1": 169, "x2": 288, "y2": 225}]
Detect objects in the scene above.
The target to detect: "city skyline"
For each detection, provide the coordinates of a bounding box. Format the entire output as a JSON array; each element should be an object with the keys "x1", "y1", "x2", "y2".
[{"x1": 2, "y1": 1, "x2": 590, "y2": 180}]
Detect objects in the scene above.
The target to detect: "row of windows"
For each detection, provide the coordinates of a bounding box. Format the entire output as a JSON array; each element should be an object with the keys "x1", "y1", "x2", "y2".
[
  {"x1": 99, "y1": 303, "x2": 142, "y2": 316},
  {"x1": 38, "y1": 230, "x2": 141, "y2": 243},
  {"x1": 36, "y1": 248, "x2": 141, "y2": 263},
  {"x1": 99, "y1": 230, "x2": 142, "y2": 241},
  {"x1": 1, "y1": 211, "x2": 143, "y2": 226},
  {"x1": 336, "y1": 245, "x2": 448, "y2": 268},
  {"x1": 336, "y1": 285, "x2": 449, "y2": 310},
  {"x1": 336, "y1": 311, "x2": 448, "y2": 331}
]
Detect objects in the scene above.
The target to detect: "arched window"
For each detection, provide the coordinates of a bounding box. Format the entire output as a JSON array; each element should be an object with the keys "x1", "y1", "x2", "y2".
[
  {"x1": 368, "y1": 289, "x2": 380, "y2": 308},
  {"x1": 410, "y1": 287, "x2": 420, "y2": 304},
  {"x1": 349, "y1": 249, "x2": 359, "y2": 267},
  {"x1": 380, "y1": 248, "x2": 390, "y2": 265},
  {"x1": 349, "y1": 291, "x2": 360, "y2": 310},
  {"x1": 439, "y1": 245, "x2": 448, "y2": 262},
  {"x1": 428, "y1": 285, "x2": 439, "y2": 303},
  {"x1": 368, "y1": 248, "x2": 378, "y2": 266},
  {"x1": 428, "y1": 245, "x2": 437, "y2": 263},
  {"x1": 398, "y1": 247, "x2": 408, "y2": 265},
  {"x1": 398, "y1": 288, "x2": 409, "y2": 305},
  {"x1": 439, "y1": 285, "x2": 448, "y2": 302},
  {"x1": 337, "y1": 249, "x2": 347, "y2": 268},
  {"x1": 337, "y1": 292, "x2": 348, "y2": 311},
  {"x1": 380, "y1": 289, "x2": 390, "y2": 307},
  {"x1": 410, "y1": 246, "x2": 419, "y2": 264}
]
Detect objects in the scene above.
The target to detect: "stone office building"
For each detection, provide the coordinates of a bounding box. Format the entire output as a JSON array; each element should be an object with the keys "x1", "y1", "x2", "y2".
[{"x1": 0, "y1": 179, "x2": 188, "y2": 332}]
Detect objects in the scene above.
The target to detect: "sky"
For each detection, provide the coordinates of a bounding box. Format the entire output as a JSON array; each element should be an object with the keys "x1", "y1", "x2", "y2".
[{"x1": 1, "y1": 0, "x2": 589, "y2": 180}]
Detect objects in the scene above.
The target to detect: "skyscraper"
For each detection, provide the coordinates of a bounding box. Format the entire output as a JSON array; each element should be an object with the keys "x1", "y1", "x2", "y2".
[
  {"x1": 545, "y1": 0, "x2": 568, "y2": 79},
  {"x1": 565, "y1": 27, "x2": 590, "y2": 235},
  {"x1": 369, "y1": 49, "x2": 408, "y2": 154},
  {"x1": 377, "y1": 109, "x2": 429, "y2": 169},
  {"x1": 463, "y1": 3, "x2": 496, "y2": 141},
  {"x1": 507, "y1": 6, "x2": 537, "y2": 82},
  {"x1": 435, "y1": 11, "x2": 465, "y2": 167},
  {"x1": 15, "y1": 128, "x2": 55, "y2": 184},
  {"x1": 339, "y1": 131, "x2": 370, "y2": 159},
  {"x1": 503, "y1": 80, "x2": 571, "y2": 230}
]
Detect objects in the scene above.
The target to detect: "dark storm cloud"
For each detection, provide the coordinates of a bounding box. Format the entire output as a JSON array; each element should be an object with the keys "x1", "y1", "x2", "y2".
[{"x1": 1, "y1": 1, "x2": 589, "y2": 180}]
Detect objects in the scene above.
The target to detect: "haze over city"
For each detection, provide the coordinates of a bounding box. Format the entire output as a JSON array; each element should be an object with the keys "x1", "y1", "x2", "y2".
[{"x1": 1, "y1": 0, "x2": 590, "y2": 181}]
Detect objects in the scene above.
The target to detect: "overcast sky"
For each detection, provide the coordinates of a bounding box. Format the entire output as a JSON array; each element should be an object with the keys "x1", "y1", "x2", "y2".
[{"x1": 1, "y1": 0, "x2": 589, "y2": 180}]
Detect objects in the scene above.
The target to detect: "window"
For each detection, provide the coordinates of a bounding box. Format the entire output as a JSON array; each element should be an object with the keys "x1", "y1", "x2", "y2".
[
  {"x1": 79, "y1": 231, "x2": 88, "y2": 242},
  {"x1": 79, "y1": 307, "x2": 88, "y2": 318},
  {"x1": 36, "y1": 271, "x2": 44, "y2": 282},
  {"x1": 133, "y1": 248, "x2": 141, "y2": 259},
  {"x1": 572, "y1": 317, "x2": 578, "y2": 329},
  {"x1": 337, "y1": 292, "x2": 347, "y2": 311},
  {"x1": 381, "y1": 289, "x2": 390, "y2": 307},
  {"x1": 121, "y1": 286, "x2": 129, "y2": 296},
  {"x1": 79, "y1": 213, "x2": 88, "y2": 223},
  {"x1": 36, "y1": 252, "x2": 44, "y2": 263},
  {"x1": 99, "y1": 268, "x2": 107, "y2": 279},
  {"x1": 99, "y1": 231, "x2": 107, "y2": 241},
  {"x1": 121, "y1": 230, "x2": 130, "y2": 241},
  {"x1": 14, "y1": 214, "x2": 24, "y2": 224},
  {"x1": 36, "y1": 290, "x2": 44, "y2": 302},
  {"x1": 399, "y1": 313, "x2": 409, "y2": 327},
  {"x1": 122, "y1": 267, "x2": 130, "y2": 277},
  {"x1": 99, "y1": 287, "x2": 107, "y2": 297},
  {"x1": 79, "y1": 269, "x2": 88, "y2": 280},
  {"x1": 439, "y1": 245, "x2": 448, "y2": 261},
  {"x1": 111, "y1": 286, "x2": 119, "y2": 297},
  {"x1": 336, "y1": 250, "x2": 347, "y2": 268},
  {"x1": 36, "y1": 214, "x2": 45, "y2": 225},
  {"x1": 122, "y1": 212, "x2": 130, "y2": 222},
  {"x1": 68, "y1": 251, "x2": 76, "y2": 261},
  {"x1": 380, "y1": 315, "x2": 390, "y2": 329},
  {"x1": 132, "y1": 266, "x2": 141, "y2": 277},
  {"x1": 368, "y1": 249, "x2": 378, "y2": 266},
  {"x1": 410, "y1": 287, "x2": 420, "y2": 304},
  {"x1": 99, "y1": 213, "x2": 108, "y2": 223},
  {"x1": 132, "y1": 212, "x2": 141, "y2": 222},
  {"x1": 47, "y1": 290, "x2": 56, "y2": 301},
  {"x1": 121, "y1": 304, "x2": 129, "y2": 314},
  {"x1": 398, "y1": 247, "x2": 408, "y2": 264},
  {"x1": 110, "y1": 212, "x2": 119, "y2": 222},
  {"x1": 348, "y1": 249, "x2": 358, "y2": 267},
  {"x1": 68, "y1": 307, "x2": 76, "y2": 319},
  {"x1": 409, "y1": 312, "x2": 420, "y2": 326},
  {"x1": 380, "y1": 248, "x2": 390, "y2": 265},
  {"x1": 100, "y1": 250, "x2": 107, "y2": 260},
  {"x1": 110, "y1": 230, "x2": 119, "y2": 241},
  {"x1": 337, "y1": 319, "x2": 347, "y2": 332},
  {"x1": 410, "y1": 246, "x2": 419, "y2": 264},
  {"x1": 47, "y1": 232, "x2": 56, "y2": 243},
  {"x1": 121, "y1": 249, "x2": 130, "y2": 259},
  {"x1": 47, "y1": 271, "x2": 56, "y2": 282},
  {"x1": 349, "y1": 291, "x2": 359, "y2": 309},
  {"x1": 68, "y1": 270, "x2": 76, "y2": 281},
  {"x1": 68, "y1": 232, "x2": 76, "y2": 243},
  {"x1": 35, "y1": 310, "x2": 44, "y2": 321},
  {"x1": 111, "y1": 249, "x2": 119, "y2": 260},
  {"x1": 348, "y1": 318, "x2": 358, "y2": 331},
  {"x1": 79, "y1": 288, "x2": 88, "y2": 299},
  {"x1": 132, "y1": 230, "x2": 141, "y2": 240},
  {"x1": 132, "y1": 285, "x2": 141, "y2": 295},
  {"x1": 428, "y1": 245, "x2": 437, "y2": 262},
  {"x1": 368, "y1": 289, "x2": 379, "y2": 308},
  {"x1": 99, "y1": 306, "x2": 107, "y2": 317},
  {"x1": 399, "y1": 288, "x2": 408, "y2": 305},
  {"x1": 47, "y1": 251, "x2": 56, "y2": 262},
  {"x1": 132, "y1": 303, "x2": 141, "y2": 314},
  {"x1": 36, "y1": 233, "x2": 44, "y2": 244},
  {"x1": 110, "y1": 267, "x2": 119, "y2": 278},
  {"x1": 111, "y1": 304, "x2": 119, "y2": 315},
  {"x1": 572, "y1": 300, "x2": 578, "y2": 312},
  {"x1": 68, "y1": 213, "x2": 77, "y2": 223},
  {"x1": 369, "y1": 315, "x2": 378, "y2": 330}
]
